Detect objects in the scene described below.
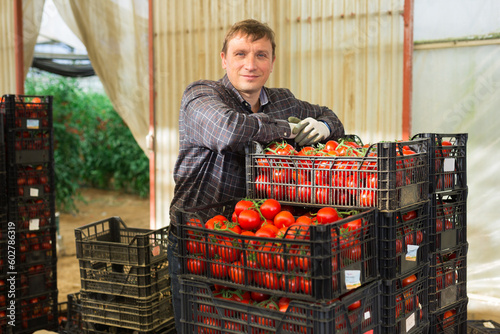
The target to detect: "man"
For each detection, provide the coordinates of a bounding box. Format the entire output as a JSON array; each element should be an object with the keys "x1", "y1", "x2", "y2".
[{"x1": 167, "y1": 19, "x2": 344, "y2": 332}]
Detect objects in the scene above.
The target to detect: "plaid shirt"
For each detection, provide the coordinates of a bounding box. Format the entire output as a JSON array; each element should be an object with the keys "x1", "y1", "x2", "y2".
[{"x1": 169, "y1": 74, "x2": 344, "y2": 224}]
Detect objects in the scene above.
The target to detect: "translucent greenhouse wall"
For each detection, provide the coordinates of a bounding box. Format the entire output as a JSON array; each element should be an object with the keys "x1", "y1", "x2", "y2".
[{"x1": 412, "y1": 0, "x2": 500, "y2": 322}]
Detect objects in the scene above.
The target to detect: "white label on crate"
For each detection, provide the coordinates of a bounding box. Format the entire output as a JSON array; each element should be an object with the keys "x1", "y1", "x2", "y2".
[
  {"x1": 30, "y1": 187, "x2": 39, "y2": 197},
  {"x1": 29, "y1": 218, "x2": 40, "y2": 231},
  {"x1": 443, "y1": 158, "x2": 455, "y2": 172},
  {"x1": 345, "y1": 270, "x2": 361, "y2": 289},
  {"x1": 406, "y1": 312, "x2": 415, "y2": 332},
  {"x1": 406, "y1": 245, "x2": 419, "y2": 262},
  {"x1": 27, "y1": 119, "x2": 40, "y2": 129},
  {"x1": 364, "y1": 311, "x2": 371, "y2": 320},
  {"x1": 483, "y1": 321, "x2": 496, "y2": 329}
]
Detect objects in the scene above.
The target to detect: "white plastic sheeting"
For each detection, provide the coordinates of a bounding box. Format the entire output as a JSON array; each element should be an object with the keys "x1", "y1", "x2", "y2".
[{"x1": 412, "y1": 0, "x2": 500, "y2": 322}]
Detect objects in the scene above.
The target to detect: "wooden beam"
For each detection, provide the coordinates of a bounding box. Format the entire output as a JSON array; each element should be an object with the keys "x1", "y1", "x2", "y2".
[
  {"x1": 14, "y1": 0, "x2": 24, "y2": 95},
  {"x1": 402, "y1": 0, "x2": 414, "y2": 140},
  {"x1": 148, "y1": 0, "x2": 156, "y2": 229}
]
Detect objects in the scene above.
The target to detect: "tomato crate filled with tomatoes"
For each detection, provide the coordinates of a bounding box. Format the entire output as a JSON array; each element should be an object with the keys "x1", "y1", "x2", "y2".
[
  {"x1": 377, "y1": 201, "x2": 430, "y2": 280},
  {"x1": 245, "y1": 137, "x2": 430, "y2": 212},
  {"x1": 9, "y1": 289, "x2": 59, "y2": 333},
  {"x1": 177, "y1": 198, "x2": 378, "y2": 302},
  {"x1": 412, "y1": 133, "x2": 468, "y2": 194},
  {"x1": 78, "y1": 258, "x2": 170, "y2": 299},
  {"x1": 74, "y1": 217, "x2": 169, "y2": 266},
  {"x1": 429, "y1": 242, "x2": 468, "y2": 313},
  {"x1": 430, "y1": 188, "x2": 468, "y2": 254},
  {"x1": 178, "y1": 276, "x2": 381, "y2": 334},
  {"x1": 429, "y1": 297, "x2": 468, "y2": 334},
  {"x1": 1, "y1": 95, "x2": 53, "y2": 165},
  {"x1": 7, "y1": 162, "x2": 53, "y2": 199},
  {"x1": 380, "y1": 264, "x2": 430, "y2": 334},
  {"x1": 80, "y1": 289, "x2": 173, "y2": 332}
]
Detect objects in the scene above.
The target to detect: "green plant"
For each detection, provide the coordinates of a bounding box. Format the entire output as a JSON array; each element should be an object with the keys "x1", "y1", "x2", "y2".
[{"x1": 25, "y1": 72, "x2": 149, "y2": 213}]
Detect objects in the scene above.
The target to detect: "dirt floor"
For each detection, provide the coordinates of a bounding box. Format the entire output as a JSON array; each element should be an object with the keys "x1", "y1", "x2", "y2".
[{"x1": 56, "y1": 187, "x2": 150, "y2": 301}]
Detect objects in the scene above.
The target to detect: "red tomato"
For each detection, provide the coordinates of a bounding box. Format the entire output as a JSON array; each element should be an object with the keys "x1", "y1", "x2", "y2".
[
  {"x1": 187, "y1": 258, "x2": 206, "y2": 275},
  {"x1": 293, "y1": 246, "x2": 311, "y2": 271},
  {"x1": 217, "y1": 240, "x2": 240, "y2": 263},
  {"x1": 257, "y1": 242, "x2": 275, "y2": 269},
  {"x1": 250, "y1": 291, "x2": 269, "y2": 302},
  {"x1": 259, "y1": 199, "x2": 281, "y2": 220},
  {"x1": 359, "y1": 190, "x2": 376, "y2": 207},
  {"x1": 274, "y1": 211, "x2": 295, "y2": 228},
  {"x1": 325, "y1": 140, "x2": 339, "y2": 152},
  {"x1": 280, "y1": 275, "x2": 300, "y2": 293},
  {"x1": 316, "y1": 207, "x2": 340, "y2": 224},
  {"x1": 234, "y1": 200, "x2": 254, "y2": 216},
  {"x1": 238, "y1": 209, "x2": 262, "y2": 231},
  {"x1": 288, "y1": 222, "x2": 310, "y2": 241},
  {"x1": 347, "y1": 300, "x2": 361, "y2": 311},
  {"x1": 300, "y1": 276, "x2": 312, "y2": 295},
  {"x1": 402, "y1": 274, "x2": 417, "y2": 287},
  {"x1": 261, "y1": 272, "x2": 280, "y2": 290},
  {"x1": 274, "y1": 246, "x2": 295, "y2": 271},
  {"x1": 443, "y1": 309, "x2": 456, "y2": 329},
  {"x1": 228, "y1": 261, "x2": 247, "y2": 284},
  {"x1": 255, "y1": 174, "x2": 271, "y2": 197},
  {"x1": 255, "y1": 227, "x2": 276, "y2": 239},
  {"x1": 210, "y1": 257, "x2": 228, "y2": 279}
]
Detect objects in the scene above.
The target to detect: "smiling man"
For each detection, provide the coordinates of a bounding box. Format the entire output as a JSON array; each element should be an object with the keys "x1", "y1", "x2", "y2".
[{"x1": 167, "y1": 19, "x2": 344, "y2": 333}]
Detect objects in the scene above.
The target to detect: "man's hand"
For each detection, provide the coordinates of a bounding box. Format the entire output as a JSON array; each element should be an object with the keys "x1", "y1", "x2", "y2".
[{"x1": 293, "y1": 117, "x2": 330, "y2": 146}]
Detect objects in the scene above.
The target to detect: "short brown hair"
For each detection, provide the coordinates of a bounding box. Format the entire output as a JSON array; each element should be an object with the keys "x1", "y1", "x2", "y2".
[{"x1": 221, "y1": 19, "x2": 276, "y2": 57}]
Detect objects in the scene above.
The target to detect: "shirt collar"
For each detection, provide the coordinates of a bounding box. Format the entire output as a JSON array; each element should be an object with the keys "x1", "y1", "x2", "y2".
[{"x1": 221, "y1": 74, "x2": 269, "y2": 111}]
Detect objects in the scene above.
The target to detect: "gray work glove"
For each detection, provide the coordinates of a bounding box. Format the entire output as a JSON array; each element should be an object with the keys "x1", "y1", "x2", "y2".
[
  {"x1": 287, "y1": 116, "x2": 301, "y2": 139},
  {"x1": 293, "y1": 117, "x2": 330, "y2": 146}
]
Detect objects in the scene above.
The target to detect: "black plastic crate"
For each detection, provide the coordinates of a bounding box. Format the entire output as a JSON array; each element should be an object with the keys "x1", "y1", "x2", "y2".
[
  {"x1": 177, "y1": 200, "x2": 378, "y2": 302},
  {"x1": 429, "y1": 243, "x2": 468, "y2": 312},
  {"x1": 381, "y1": 264, "x2": 430, "y2": 334},
  {"x1": 180, "y1": 277, "x2": 381, "y2": 334},
  {"x1": 1, "y1": 95, "x2": 52, "y2": 130},
  {"x1": 468, "y1": 320, "x2": 500, "y2": 333},
  {"x1": 412, "y1": 133, "x2": 467, "y2": 194},
  {"x1": 5, "y1": 128, "x2": 53, "y2": 165},
  {"x1": 429, "y1": 297, "x2": 468, "y2": 334},
  {"x1": 246, "y1": 138, "x2": 429, "y2": 212},
  {"x1": 14, "y1": 262, "x2": 58, "y2": 298},
  {"x1": 65, "y1": 292, "x2": 84, "y2": 334},
  {"x1": 82, "y1": 317, "x2": 176, "y2": 334},
  {"x1": 7, "y1": 162, "x2": 54, "y2": 199},
  {"x1": 7, "y1": 195, "x2": 55, "y2": 232},
  {"x1": 430, "y1": 188, "x2": 467, "y2": 253},
  {"x1": 378, "y1": 202, "x2": 430, "y2": 279},
  {"x1": 75, "y1": 217, "x2": 168, "y2": 266},
  {"x1": 16, "y1": 228, "x2": 57, "y2": 265},
  {"x1": 80, "y1": 290, "x2": 173, "y2": 332},
  {"x1": 12, "y1": 289, "x2": 59, "y2": 333},
  {"x1": 79, "y1": 259, "x2": 170, "y2": 299}
]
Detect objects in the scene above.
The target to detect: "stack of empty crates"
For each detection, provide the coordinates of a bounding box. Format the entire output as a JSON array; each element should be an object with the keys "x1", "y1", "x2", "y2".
[
  {"x1": 74, "y1": 216, "x2": 175, "y2": 333},
  {"x1": 0, "y1": 95, "x2": 59, "y2": 333},
  {"x1": 415, "y1": 133, "x2": 469, "y2": 333}
]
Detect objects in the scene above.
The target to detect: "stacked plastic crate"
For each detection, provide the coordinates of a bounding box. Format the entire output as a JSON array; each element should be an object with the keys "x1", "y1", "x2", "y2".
[
  {"x1": 74, "y1": 217, "x2": 174, "y2": 333},
  {"x1": 175, "y1": 137, "x2": 431, "y2": 333},
  {"x1": 0, "y1": 106, "x2": 7, "y2": 332},
  {"x1": 1, "y1": 95, "x2": 59, "y2": 333},
  {"x1": 415, "y1": 133, "x2": 469, "y2": 333}
]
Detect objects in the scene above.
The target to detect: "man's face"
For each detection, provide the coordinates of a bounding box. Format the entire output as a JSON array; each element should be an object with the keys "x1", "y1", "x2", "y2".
[{"x1": 221, "y1": 33, "x2": 275, "y2": 98}]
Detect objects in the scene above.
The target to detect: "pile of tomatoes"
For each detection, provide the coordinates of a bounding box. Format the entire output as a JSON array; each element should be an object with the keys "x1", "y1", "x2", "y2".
[
  {"x1": 253, "y1": 138, "x2": 420, "y2": 208},
  {"x1": 184, "y1": 198, "x2": 371, "y2": 297}
]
